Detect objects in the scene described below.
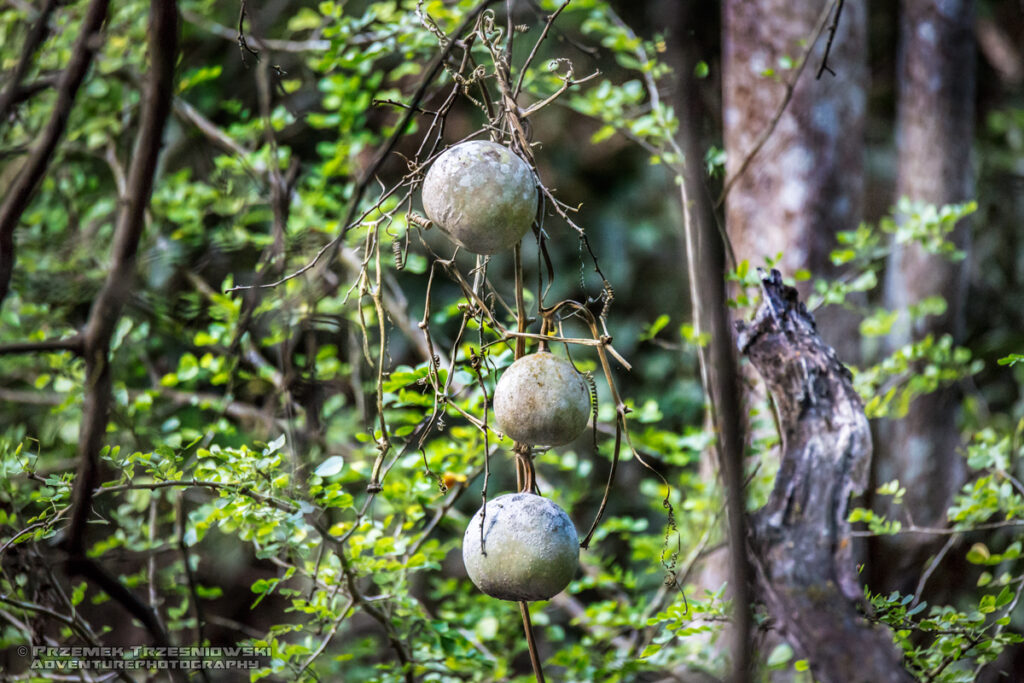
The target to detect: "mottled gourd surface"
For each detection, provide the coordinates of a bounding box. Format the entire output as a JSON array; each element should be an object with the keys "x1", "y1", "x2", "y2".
[
  {"x1": 493, "y1": 352, "x2": 591, "y2": 446},
  {"x1": 421, "y1": 140, "x2": 537, "y2": 255},
  {"x1": 462, "y1": 493, "x2": 579, "y2": 602}
]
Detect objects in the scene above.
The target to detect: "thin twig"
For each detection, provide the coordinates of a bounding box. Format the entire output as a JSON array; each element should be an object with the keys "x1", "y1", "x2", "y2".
[
  {"x1": 335, "y1": 546, "x2": 416, "y2": 681},
  {"x1": 716, "y1": 0, "x2": 836, "y2": 208},
  {"x1": 234, "y1": 0, "x2": 499, "y2": 292},
  {"x1": 181, "y1": 8, "x2": 331, "y2": 52},
  {"x1": 850, "y1": 519, "x2": 1024, "y2": 536},
  {"x1": 512, "y1": 0, "x2": 571, "y2": 98},
  {"x1": 0, "y1": 336, "x2": 82, "y2": 356},
  {"x1": 0, "y1": 0, "x2": 111, "y2": 307},
  {"x1": 0, "y1": 0, "x2": 58, "y2": 123},
  {"x1": 816, "y1": 0, "x2": 846, "y2": 79},
  {"x1": 297, "y1": 598, "x2": 355, "y2": 678},
  {"x1": 404, "y1": 472, "x2": 478, "y2": 559},
  {"x1": 911, "y1": 533, "x2": 957, "y2": 607},
  {"x1": 0, "y1": 590, "x2": 125, "y2": 676},
  {"x1": 520, "y1": 69, "x2": 600, "y2": 118},
  {"x1": 175, "y1": 492, "x2": 210, "y2": 683},
  {"x1": 173, "y1": 97, "x2": 251, "y2": 159},
  {"x1": 972, "y1": 574, "x2": 1024, "y2": 680},
  {"x1": 0, "y1": 507, "x2": 68, "y2": 557},
  {"x1": 147, "y1": 498, "x2": 159, "y2": 612},
  {"x1": 236, "y1": 0, "x2": 260, "y2": 63},
  {"x1": 579, "y1": 419, "x2": 620, "y2": 548},
  {"x1": 93, "y1": 478, "x2": 294, "y2": 512},
  {"x1": 372, "y1": 98, "x2": 433, "y2": 114}
]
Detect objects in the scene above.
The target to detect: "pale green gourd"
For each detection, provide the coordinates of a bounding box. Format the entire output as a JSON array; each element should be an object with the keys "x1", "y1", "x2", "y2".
[
  {"x1": 422, "y1": 140, "x2": 537, "y2": 255},
  {"x1": 462, "y1": 493, "x2": 579, "y2": 602}
]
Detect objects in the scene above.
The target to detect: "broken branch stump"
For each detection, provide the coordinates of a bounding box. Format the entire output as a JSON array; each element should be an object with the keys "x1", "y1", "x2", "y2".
[{"x1": 735, "y1": 269, "x2": 913, "y2": 683}]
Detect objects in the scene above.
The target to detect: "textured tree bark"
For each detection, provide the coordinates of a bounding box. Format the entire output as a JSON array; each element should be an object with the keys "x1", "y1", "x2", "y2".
[
  {"x1": 737, "y1": 270, "x2": 913, "y2": 683},
  {"x1": 876, "y1": 0, "x2": 975, "y2": 590},
  {"x1": 720, "y1": 10, "x2": 870, "y2": 672},
  {"x1": 722, "y1": 0, "x2": 866, "y2": 358}
]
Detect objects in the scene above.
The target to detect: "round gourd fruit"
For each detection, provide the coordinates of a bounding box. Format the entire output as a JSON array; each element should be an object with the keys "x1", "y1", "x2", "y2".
[
  {"x1": 462, "y1": 492, "x2": 579, "y2": 601},
  {"x1": 421, "y1": 140, "x2": 537, "y2": 255},
  {"x1": 493, "y1": 352, "x2": 591, "y2": 446}
]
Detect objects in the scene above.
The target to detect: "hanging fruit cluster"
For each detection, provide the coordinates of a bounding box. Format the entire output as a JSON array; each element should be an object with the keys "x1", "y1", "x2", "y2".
[
  {"x1": 421, "y1": 139, "x2": 586, "y2": 602},
  {"x1": 347, "y1": 9, "x2": 673, "y2": 631}
]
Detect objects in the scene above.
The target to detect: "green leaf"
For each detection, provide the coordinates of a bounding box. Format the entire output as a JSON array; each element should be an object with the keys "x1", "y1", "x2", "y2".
[
  {"x1": 830, "y1": 248, "x2": 856, "y2": 265},
  {"x1": 859, "y1": 309, "x2": 900, "y2": 337},
  {"x1": 196, "y1": 585, "x2": 223, "y2": 599},
  {"x1": 767, "y1": 643, "x2": 793, "y2": 669},
  {"x1": 314, "y1": 456, "x2": 345, "y2": 478},
  {"x1": 966, "y1": 543, "x2": 991, "y2": 564},
  {"x1": 266, "y1": 434, "x2": 287, "y2": 454},
  {"x1": 640, "y1": 643, "x2": 661, "y2": 658},
  {"x1": 590, "y1": 124, "x2": 617, "y2": 144},
  {"x1": 640, "y1": 314, "x2": 670, "y2": 341},
  {"x1": 995, "y1": 586, "x2": 1014, "y2": 608},
  {"x1": 475, "y1": 615, "x2": 499, "y2": 640},
  {"x1": 288, "y1": 7, "x2": 323, "y2": 32}
]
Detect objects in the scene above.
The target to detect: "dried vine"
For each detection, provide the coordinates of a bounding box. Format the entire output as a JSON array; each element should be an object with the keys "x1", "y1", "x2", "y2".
[{"x1": 262, "y1": 3, "x2": 678, "y2": 679}]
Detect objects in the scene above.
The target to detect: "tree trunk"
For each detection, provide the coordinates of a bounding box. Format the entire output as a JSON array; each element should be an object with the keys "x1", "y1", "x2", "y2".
[
  {"x1": 722, "y1": 0, "x2": 867, "y2": 359},
  {"x1": 712, "y1": 4, "x2": 869, "y2": 674},
  {"x1": 675, "y1": 25, "x2": 753, "y2": 682},
  {"x1": 875, "y1": 0, "x2": 975, "y2": 592},
  {"x1": 657, "y1": 4, "x2": 753, "y2": 678},
  {"x1": 738, "y1": 270, "x2": 914, "y2": 683}
]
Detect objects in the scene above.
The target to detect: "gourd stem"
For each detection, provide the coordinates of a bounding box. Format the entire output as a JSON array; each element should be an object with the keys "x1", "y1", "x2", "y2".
[
  {"x1": 519, "y1": 600, "x2": 546, "y2": 683},
  {"x1": 513, "y1": 242, "x2": 527, "y2": 359},
  {"x1": 514, "y1": 443, "x2": 535, "y2": 494},
  {"x1": 512, "y1": 162, "x2": 544, "y2": 683}
]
